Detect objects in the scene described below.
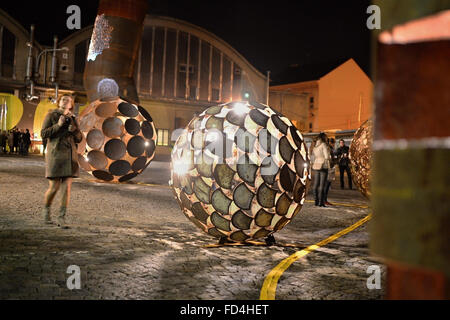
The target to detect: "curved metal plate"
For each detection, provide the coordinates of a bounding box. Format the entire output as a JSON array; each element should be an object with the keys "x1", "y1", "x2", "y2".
[
  {"x1": 261, "y1": 156, "x2": 279, "y2": 185},
  {"x1": 118, "y1": 172, "x2": 139, "y2": 182},
  {"x1": 125, "y1": 118, "x2": 141, "y2": 135},
  {"x1": 104, "y1": 139, "x2": 126, "y2": 160},
  {"x1": 257, "y1": 183, "x2": 277, "y2": 208},
  {"x1": 109, "y1": 160, "x2": 131, "y2": 176},
  {"x1": 226, "y1": 110, "x2": 246, "y2": 127},
  {"x1": 237, "y1": 155, "x2": 258, "y2": 185},
  {"x1": 141, "y1": 121, "x2": 154, "y2": 139},
  {"x1": 127, "y1": 136, "x2": 145, "y2": 157},
  {"x1": 279, "y1": 136, "x2": 294, "y2": 163},
  {"x1": 205, "y1": 105, "x2": 223, "y2": 115},
  {"x1": 230, "y1": 231, "x2": 249, "y2": 242},
  {"x1": 138, "y1": 106, "x2": 153, "y2": 121},
  {"x1": 87, "y1": 150, "x2": 108, "y2": 170},
  {"x1": 293, "y1": 180, "x2": 306, "y2": 203},
  {"x1": 233, "y1": 183, "x2": 254, "y2": 210},
  {"x1": 132, "y1": 156, "x2": 147, "y2": 172},
  {"x1": 255, "y1": 209, "x2": 273, "y2": 227},
  {"x1": 193, "y1": 176, "x2": 211, "y2": 204},
  {"x1": 274, "y1": 217, "x2": 290, "y2": 231},
  {"x1": 145, "y1": 139, "x2": 156, "y2": 158},
  {"x1": 79, "y1": 111, "x2": 97, "y2": 132},
  {"x1": 211, "y1": 189, "x2": 232, "y2": 215},
  {"x1": 235, "y1": 129, "x2": 256, "y2": 153},
  {"x1": 276, "y1": 193, "x2": 292, "y2": 216},
  {"x1": 213, "y1": 164, "x2": 235, "y2": 190},
  {"x1": 208, "y1": 227, "x2": 225, "y2": 238},
  {"x1": 118, "y1": 102, "x2": 139, "y2": 117},
  {"x1": 195, "y1": 152, "x2": 213, "y2": 178},
  {"x1": 280, "y1": 164, "x2": 296, "y2": 193},
  {"x1": 249, "y1": 109, "x2": 269, "y2": 127},
  {"x1": 92, "y1": 169, "x2": 114, "y2": 181},
  {"x1": 205, "y1": 116, "x2": 224, "y2": 131},
  {"x1": 78, "y1": 154, "x2": 92, "y2": 172},
  {"x1": 289, "y1": 126, "x2": 303, "y2": 149},
  {"x1": 253, "y1": 228, "x2": 271, "y2": 239},
  {"x1": 231, "y1": 211, "x2": 252, "y2": 230},
  {"x1": 86, "y1": 129, "x2": 105, "y2": 150},
  {"x1": 258, "y1": 129, "x2": 278, "y2": 154},
  {"x1": 102, "y1": 117, "x2": 124, "y2": 138},
  {"x1": 191, "y1": 202, "x2": 209, "y2": 223},
  {"x1": 271, "y1": 114, "x2": 288, "y2": 135},
  {"x1": 294, "y1": 150, "x2": 307, "y2": 175},
  {"x1": 95, "y1": 102, "x2": 117, "y2": 118},
  {"x1": 211, "y1": 212, "x2": 231, "y2": 232}
]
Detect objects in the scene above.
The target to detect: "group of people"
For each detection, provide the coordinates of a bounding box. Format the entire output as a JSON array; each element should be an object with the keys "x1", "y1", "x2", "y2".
[
  {"x1": 0, "y1": 128, "x2": 32, "y2": 156},
  {"x1": 310, "y1": 133, "x2": 353, "y2": 207}
]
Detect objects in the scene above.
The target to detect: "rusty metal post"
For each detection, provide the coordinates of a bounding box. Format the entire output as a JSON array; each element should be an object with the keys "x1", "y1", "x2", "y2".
[
  {"x1": 371, "y1": 11, "x2": 450, "y2": 299},
  {"x1": 83, "y1": 0, "x2": 148, "y2": 104}
]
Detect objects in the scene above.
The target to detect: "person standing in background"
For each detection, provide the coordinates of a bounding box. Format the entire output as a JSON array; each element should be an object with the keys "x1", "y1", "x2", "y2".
[
  {"x1": 311, "y1": 132, "x2": 331, "y2": 207},
  {"x1": 336, "y1": 139, "x2": 352, "y2": 190},
  {"x1": 323, "y1": 137, "x2": 337, "y2": 205}
]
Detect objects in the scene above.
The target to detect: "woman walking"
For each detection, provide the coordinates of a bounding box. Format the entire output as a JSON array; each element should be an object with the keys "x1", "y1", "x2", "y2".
[
  {"x1": 41, "y1": 95, "x2": 82, "y2": 228},
  {"x1": 311, "y1": 132, "x2": 331, "y2": 207},
  {"x1": 323, "y1": 137, "x2": 336, "y2": 206}
]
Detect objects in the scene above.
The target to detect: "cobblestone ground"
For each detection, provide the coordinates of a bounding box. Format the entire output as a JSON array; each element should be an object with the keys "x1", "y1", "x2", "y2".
[{"x1": 0, "y1": 155, "x2": 386, "y2": 300}]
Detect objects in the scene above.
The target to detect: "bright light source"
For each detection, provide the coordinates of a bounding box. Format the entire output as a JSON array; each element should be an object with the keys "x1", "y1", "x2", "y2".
[
  {"x1": 232, "y1": 102, "x2": 249, "y2": 115},
  {"x1": 144, "y1": 141, "x2": 149, "y2": 147},
  {"x1": 85, "y1": 157, "x2": 90, "y2": 161},
  {"x1": 244, "y1": 92, "x2": 250, "y2": 99},
  {"x1": 173, "y1": 160, "x2": 190, "y2": 175},
  {"x1": 303, "y1": 163, "x2": 308, "y2": 168}
]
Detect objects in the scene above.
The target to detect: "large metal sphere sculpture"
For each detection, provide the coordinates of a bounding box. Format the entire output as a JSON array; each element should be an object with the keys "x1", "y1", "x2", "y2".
[
  {"x1": 170, "y1": 101, "x2": 311, "y2": 242},
  {"x1": 349, "y1": 119, "x2": 373, "y2": 198},
  {"x1": 77, "y1": 96, "x2": 156, "y2": 182}
]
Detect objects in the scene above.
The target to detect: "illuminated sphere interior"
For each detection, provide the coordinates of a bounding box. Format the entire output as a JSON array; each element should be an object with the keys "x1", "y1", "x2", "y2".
[
  {"x1": 170, "y1": 101, "x2": 311, "y2": 242},
  {"x1": 349, "y1": 119, "x2": 373, "y2": 199},
  {"x1": 77, "y1": 97, "x2": 156, "y2": 182}
]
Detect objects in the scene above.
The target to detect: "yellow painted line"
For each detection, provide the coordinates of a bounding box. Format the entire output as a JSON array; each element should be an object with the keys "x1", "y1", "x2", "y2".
[{"x1": 260, "y1": 213, "x2": 372, "y2": 300}]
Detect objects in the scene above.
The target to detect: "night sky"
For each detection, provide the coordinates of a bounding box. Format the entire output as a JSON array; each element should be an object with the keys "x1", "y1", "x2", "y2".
[{"x1": 1, "y1": 0, "x2": 371, "y2": 81}]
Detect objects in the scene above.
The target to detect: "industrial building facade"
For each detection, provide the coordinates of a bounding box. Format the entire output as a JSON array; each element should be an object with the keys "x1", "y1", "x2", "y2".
[{"x1": 0, "y1": 11, "x2": 269, "y2": 157}]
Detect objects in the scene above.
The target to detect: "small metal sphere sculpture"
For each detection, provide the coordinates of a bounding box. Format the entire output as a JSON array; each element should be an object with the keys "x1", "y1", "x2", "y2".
[
  {"x1": 77, "y1": 96, "x2": 156, "y2": 182},
  {"x1": 170, "y1": 101, "x2": 311, "y2": 242},
  {"x1": 349, "y1": 119, "x2": 373, "y2": 198}
]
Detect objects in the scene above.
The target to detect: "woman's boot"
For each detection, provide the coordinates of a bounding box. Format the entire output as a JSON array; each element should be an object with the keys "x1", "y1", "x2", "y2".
[
  {"x1": 42, "y1": 206, "x2": 52, "y2": 224},
  {"x1": 57, "y1": 207, "x2": 69, "y2": 229}
]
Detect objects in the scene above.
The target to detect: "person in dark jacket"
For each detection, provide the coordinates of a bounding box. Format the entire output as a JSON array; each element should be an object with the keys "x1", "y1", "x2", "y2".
[
  {"x1": 41, "y1": 95, "x2": 82, "y2": 228},
  {"x1": 24, "y1": 129, "x2": 31, "y2": 155},
  {"x1": 335, "y1": 139, "x2": 352, "y2": 189},
  {"x1": 13, "y1": 128, "x2": 19, "y2": 154}
]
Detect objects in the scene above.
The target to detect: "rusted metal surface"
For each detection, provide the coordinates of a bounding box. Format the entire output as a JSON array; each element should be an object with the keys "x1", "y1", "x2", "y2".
[
  {"x1": 349, "y1": 119, "x2": 372, "y2": 199},
  {"x1": 83, "y1": 0, "x2": 148, "y2": 104},
  {"x1": 371, "y1": 12, "x2": 450, "y2": 299}
]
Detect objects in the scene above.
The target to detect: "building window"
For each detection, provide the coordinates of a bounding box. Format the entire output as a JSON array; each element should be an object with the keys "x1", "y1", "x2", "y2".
[
  {"x1": 309, "y1": 123, "x2": 313, "y2": 131},
  {"x1": 157, "y1": 129, "x2": 169, "y2": 146},
  {"x1": 211, "y1": 88, "x2": 220, "y2": 101},
  {"x1": 179, "y1": 63, "x2": 194, "y2": 74},
  {"x1": 309, "y1": 96, "x2": 314, "y2": 103},
  {"x1": 1, "y1": 27, "x2": 16, "y2": 78}
]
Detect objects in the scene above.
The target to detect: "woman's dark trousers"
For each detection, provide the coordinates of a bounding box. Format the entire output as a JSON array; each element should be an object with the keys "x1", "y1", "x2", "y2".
[{"x1": 313, "y1": 169, "x2": 328, "y2": 206}]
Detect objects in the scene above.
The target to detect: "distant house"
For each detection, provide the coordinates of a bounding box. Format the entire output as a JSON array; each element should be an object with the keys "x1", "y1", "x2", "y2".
[{"x1": 270, "y1": 58, "x2": 373, "y2": 132}]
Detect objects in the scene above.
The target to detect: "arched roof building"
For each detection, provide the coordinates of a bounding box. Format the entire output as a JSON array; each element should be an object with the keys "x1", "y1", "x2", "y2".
[{"x1": 0, "y1": 12, "x2": 268, "y2": 157}]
